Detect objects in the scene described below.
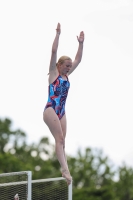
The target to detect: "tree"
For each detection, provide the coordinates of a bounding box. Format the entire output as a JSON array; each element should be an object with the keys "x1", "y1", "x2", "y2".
[
  {"x1": 1, "y1": 117, "x2": 133, "y2": 200},
  {"x1": 68, "y1": 148, "x2": 115, "y2": 200},
  {"x1": 114, "y1": 165, "x2": 133, "y2": 200},
  {"x1": 0, "y1": 117, "x2": 60, "y2": 179},
  {"x1": 68, "y1": 148, "x2": 115, "y2": 188},
  {"x1": 0, "y1": 118, "x2": 26, "y2": 153}
]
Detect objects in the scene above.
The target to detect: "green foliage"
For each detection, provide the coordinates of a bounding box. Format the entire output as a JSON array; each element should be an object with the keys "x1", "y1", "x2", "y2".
[
  {"x1": 0, "y1": 118, "x2": 26, "y2": 153},
  {"x1": 73, "y1": 186, "x2": 114, "y2": 200},
  {"x1": 0, "y1": 117, "x2": 133, "y2": 200},
  {"x1": 68, "y1": 148, "x2": 114, "y2": 189},
  {"x1": 114, "y1": 165, "x2": 133, "y2": 200}
]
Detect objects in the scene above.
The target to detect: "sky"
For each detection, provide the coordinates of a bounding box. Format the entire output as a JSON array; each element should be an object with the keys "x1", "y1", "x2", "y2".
[{"x1": 0, "y1": 0, "x2": 133, "y2": 168}]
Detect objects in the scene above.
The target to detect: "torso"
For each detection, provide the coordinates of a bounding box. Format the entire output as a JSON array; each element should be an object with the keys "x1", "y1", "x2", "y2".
[{"x1": 44, "y1": 73, "x2": 70, "y2": 119}]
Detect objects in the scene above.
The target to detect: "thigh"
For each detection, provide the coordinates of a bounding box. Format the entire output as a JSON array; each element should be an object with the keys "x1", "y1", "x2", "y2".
[
  {"x1": 60, "y1": 114, "x2": 67, "y2": 138},
  {"x1": 43, "y1": 107, "x2": 63, "y2": 141}
]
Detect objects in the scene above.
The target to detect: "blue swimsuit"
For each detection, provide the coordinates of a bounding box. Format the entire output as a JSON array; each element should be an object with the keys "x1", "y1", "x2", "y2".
[{"x1": 44, "y1": 75, "x2": 70, "y2": 119}]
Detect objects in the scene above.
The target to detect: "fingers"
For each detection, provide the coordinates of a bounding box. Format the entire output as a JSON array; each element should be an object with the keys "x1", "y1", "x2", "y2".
[
  {"x1": 77, "y1": 31, "x2": 84, "y2": 38},
  {"x1": 57, "y1": 22, "x2": 60, "y2": 29},
  {"x1": 56, "y1": 23, "x2": 61, "y2": 34},
  {"x1": 77, "y1": 31, "x2": 84, "y2": 40},
  {"x1": 80, "y1": 31, "x2": 84, "y2": 39},
  {"x1": 80, "y1": 31, "x2": 84, "y2": 36}
]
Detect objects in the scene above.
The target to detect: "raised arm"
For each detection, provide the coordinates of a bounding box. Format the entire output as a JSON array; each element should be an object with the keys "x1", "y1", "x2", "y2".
[
  {"x1": 49, "y1": 23, "x2": 61, "y2": 73},
  {"x1": 68, "y1": 31, "x2": 84, "y2": 75}
]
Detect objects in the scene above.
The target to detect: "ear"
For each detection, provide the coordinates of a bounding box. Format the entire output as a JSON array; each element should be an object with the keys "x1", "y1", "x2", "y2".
[{"x1": 57, "y1": 63, "x2": 62, "y2": 68}]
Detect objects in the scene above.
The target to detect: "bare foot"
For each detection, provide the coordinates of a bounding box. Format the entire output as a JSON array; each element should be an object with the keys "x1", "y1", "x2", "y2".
[{"x1": 61, "y1": 169, "x2": 72, "y2": 185}]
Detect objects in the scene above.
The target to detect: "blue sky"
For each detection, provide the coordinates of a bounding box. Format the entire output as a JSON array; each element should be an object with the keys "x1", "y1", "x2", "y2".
[{"x1": 0, "y1": 0, "x2": 133, "y2": 168}]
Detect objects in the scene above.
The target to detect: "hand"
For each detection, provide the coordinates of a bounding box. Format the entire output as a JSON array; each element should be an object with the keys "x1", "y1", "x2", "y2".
[
  {"x1": 77, "y1": 31, "x2": 84, "y2": 43},
  {"x1": 56, "y1": 23, "x2": 61, "y2": 35}
]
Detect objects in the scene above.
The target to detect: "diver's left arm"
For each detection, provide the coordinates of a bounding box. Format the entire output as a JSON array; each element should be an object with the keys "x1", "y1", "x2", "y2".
[{"x1": 68, "y1": 31, "x2": 84, "y2": 75}]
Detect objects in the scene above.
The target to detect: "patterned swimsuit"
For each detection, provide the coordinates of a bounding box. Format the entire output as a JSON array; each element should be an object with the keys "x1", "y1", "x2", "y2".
[{"x1": 44, "y1": 75, "x2": 70, "y2": 119}]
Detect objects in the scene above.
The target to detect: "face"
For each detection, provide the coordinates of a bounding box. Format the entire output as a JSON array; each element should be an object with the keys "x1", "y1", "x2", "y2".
[{"x1": 59, "y1": 60, "x2": 72, "y2": 75}]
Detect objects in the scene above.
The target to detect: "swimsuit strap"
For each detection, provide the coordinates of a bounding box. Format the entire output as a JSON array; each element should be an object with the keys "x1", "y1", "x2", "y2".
[{"x1": 65, "y1": 75, "x2": 69, "y2": 80}]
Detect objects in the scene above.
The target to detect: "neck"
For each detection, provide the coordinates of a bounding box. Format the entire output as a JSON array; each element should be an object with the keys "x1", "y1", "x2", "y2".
[
  {"x1": 60, "y1": 74, "x2": 67, "y2": 77},
  {"x1": 59, "y1": 71, "x2": 66, "y2": 76}
]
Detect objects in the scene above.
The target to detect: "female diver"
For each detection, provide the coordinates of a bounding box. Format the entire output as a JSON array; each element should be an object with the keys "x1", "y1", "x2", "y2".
[{"x1": 43, "y1": 23, "x2": 84, "y2": 185}]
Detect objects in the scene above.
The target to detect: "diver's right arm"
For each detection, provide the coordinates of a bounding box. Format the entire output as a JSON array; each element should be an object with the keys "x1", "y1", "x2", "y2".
[{"x1": 49, "y1": 23, "x2": 61, "y2": 72}]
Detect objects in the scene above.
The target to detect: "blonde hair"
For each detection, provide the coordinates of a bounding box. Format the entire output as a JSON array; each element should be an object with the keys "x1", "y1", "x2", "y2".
[
  {"x1": 48, "y1": 56, "x2": 72, "y2": 75},
  {"x1": 56, "y1": 56, "x2": 72, "y2": 67}
]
